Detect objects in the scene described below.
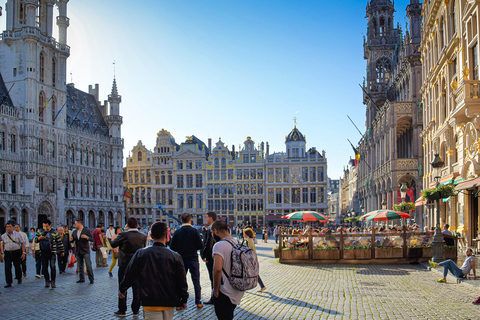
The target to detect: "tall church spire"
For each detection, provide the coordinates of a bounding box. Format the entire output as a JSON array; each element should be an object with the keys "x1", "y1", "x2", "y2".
[{"x1": 111, "y1": 77, "x2": 118, "y2": 96}]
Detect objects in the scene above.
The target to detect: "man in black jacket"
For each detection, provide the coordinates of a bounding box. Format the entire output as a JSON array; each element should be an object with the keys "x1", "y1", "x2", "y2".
[
  {"x1": 110, "y1": 217, "x2": 146, "y2": 317},
  {"x1": 70, "y1": 219, "x2": 94, "y2": 284},
  {"x1": 201, "y1": 211, "x2": 217, "y2": 305},
  {"x1": 119, "y1": 222, "x2": 188, "y2": 320},
  {"x1": 170, "y1": 213, "x2": 203, "y2": 308}
]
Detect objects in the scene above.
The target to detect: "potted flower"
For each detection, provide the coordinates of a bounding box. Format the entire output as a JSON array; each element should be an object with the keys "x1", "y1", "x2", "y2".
[
  {"x1": 421, "y1": 184, "x2": 455, "y2": 201},
  {"x1": 273, "y1": 246, "x2": 279, "y2": 258},
  {"x1": 343, "y1": 244, "x2": 371, "y2": 260},
  {"x1": 393, "y1": 202, "x2": 415, "y2": 212},
  {"x1": 313, "y1": 246, "x2": 340, "y2": 260},
  {"x1": 281, "y1": 246, "x2": 309, "y2": 260}
]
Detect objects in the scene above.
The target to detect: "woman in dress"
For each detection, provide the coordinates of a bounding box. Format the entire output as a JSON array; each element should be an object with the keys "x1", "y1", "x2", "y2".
[
  {"x1": 108, "y1": 227, "x2": 121, "y2": 277},
  {"x1": 243, "y1": 228, "x2": 266, "y2": 292}
]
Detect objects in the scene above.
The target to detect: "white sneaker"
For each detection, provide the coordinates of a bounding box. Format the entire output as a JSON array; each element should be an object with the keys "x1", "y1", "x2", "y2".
[
  {"x1": 35, "y1": 275, "x2": 41, "y2": 278},
  {"x1": 258, "y1": 287, "x2": 266, "y2": 292}
]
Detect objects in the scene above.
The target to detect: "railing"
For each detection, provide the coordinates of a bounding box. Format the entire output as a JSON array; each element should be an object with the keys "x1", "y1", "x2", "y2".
[
  {"x1": 2, "y1": 28, "x2": 70, "y2": 54},
  {"x1": 0, "y1": 104, "x2": 20, "y2": 118},
  {"x1": 278, "y1": 230, "x2": 458, "y2": 262}
]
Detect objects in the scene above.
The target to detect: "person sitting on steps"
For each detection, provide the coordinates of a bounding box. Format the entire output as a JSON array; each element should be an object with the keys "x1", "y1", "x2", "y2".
[{"x1": 429, "y1": 248, "x2": 476, "y2": 283}]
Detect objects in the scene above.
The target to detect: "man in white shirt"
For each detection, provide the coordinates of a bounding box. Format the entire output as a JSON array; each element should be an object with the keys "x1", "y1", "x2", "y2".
[
  {"x1": 106, "y1": 225, "x2": 115, "y2": 241},
  {"x1": 14, "y1": 224, "x2": 29, "y2": 278},
  {"x1": 430, "y1": 248, "x2": 476, "y2": 282},
  {"x1": 212, "y1": 220, "x2": 244, "y2": 320},
  {"x1": 1, "y1": 222, "x2": 26, "y2": 288}
]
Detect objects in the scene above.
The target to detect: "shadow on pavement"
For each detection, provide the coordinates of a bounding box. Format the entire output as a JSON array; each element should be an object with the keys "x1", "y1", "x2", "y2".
[{"x1": 245, "y1": 291, "x2": 342, "y2": 315}]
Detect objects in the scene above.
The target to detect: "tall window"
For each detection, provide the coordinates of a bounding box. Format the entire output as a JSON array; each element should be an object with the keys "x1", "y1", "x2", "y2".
[
  {"x1": 38, "y1": 138, "x2": 44, "y2": 156},
  {"x1": 39, "y1": 92, "x2": 45, "y2": 122},
  {"x1": 196, "y1": 194, "x2": 202, "y2": 208},
  {"x1": 187, "y1": 194, "x2": 193, "y2": 208},
  {"x1": 177, "y1": 194, "x2": 184, "y2": 209},
  {"x1": 52, "y1": 58, "x2": 56, "y2": 87},
  {"x1": 51, "y1": 99, "x2": 56, "y2": 124},
  {"x1": 0, "y1": 173, "x2": 6, "y2": 192},
  {"x1": 186, "y1": 174, "x2": 193, "y2": 188},
  {"x1": 376, "y1": 58, "x2": 391, "y2": 83},
  {"x1": 39, "y1": 177, "x2": 44, "y2": 193},
  {"x1": 9, "y1": 134, "x2": 16, "y2": 153},
  {"x1": 138, "y1": 151, "x2": 142, "y2": 161},
  {"x1": 472, "y1": 44, "x2": 478, "y2": 80},
  {"x1": 0, "y1": 131, "x2": 4, "y2": 150},
  {"x1": 39, "y1": 52, "x2": 45, "y2": 83},
  {"x1": 11, "y1": 174, "x2": 17, "y2": 194},
  {"x1": 195, "y1": 174, "x2": 203, "y2": 188},
  {"x1": 177, "y1": 175, "x2": 184, "y2": 188}
]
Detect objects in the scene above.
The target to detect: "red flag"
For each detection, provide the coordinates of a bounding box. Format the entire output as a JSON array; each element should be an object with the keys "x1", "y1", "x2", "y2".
[
  {"x1": 406, "y1": 186, "x2": 414, "y2": 203},
  {"x1": 397, "y1": 189, "x2": 401, "y2": 204}
]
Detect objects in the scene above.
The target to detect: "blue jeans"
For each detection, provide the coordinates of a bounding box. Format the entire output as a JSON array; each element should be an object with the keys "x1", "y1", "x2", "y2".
[
  {"x1": 184, "y1": 259, "x2": 202, "y2": 304},
  {"x1": 439, "y1": 259, "x2": 464, "y2": 278}
]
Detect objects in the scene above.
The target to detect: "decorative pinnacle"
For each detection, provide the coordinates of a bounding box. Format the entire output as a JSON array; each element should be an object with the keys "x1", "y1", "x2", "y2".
[{"x1": 111, "y1": 77, "x2": 118, "y2": 96}]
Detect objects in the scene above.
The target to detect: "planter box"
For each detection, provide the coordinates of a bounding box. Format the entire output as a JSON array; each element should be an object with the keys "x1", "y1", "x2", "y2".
[
  {"x1": 343, "y1": 249, "x2": 371, "y2": 260},
  {"x1": 375, "y1": 247, "x2": 403, "y2": 259},
  {"x1": 444, "y1": 247, "x2": 456, "y2": 260},
  {"x1": 313, "y1": 249, "x2": 340, "y2": 260},
  {"x1": 407, "y1": 247, "x2": 422, "y2": 259},
  {"x1": 281, "y1": 250, "x2": 309, "y2": 260},
  {"x1": 422, "y1": 247, "x2": 433, "y2": 258},
  {"x1": 273, "y1": 249, "x2": 279, "y2": 258}
]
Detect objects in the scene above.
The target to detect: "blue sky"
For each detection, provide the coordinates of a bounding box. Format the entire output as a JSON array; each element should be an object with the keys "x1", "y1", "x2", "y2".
[{"x1": 19, "y1": 0, "x2": 414, "y2": 178}]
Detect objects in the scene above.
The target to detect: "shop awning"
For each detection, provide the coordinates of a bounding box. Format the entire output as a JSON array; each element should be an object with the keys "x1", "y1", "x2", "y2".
[
  {"x1": 266, "y1": 215, "x2": 284, "y2": 220},
  {"x1": 455, "y1": 177, "x2": 480, "y2": 190},
  {"x1": 415, "y1": 196, "x2": 427, "y2": 206}
]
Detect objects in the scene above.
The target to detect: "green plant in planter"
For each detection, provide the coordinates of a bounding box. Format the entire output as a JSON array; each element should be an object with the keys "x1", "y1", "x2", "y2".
[
  {"x1": 314, "y1": 247, "x2": 339, "y2": 250},
  {"x1": 421, "y1": 183, "x2": 455, "y2": 200},
  {"x1": 376, "y1": 246, "x2": 402, "y2": 249},
  {"x1": 393, "y1": 202, "x2": 415, "y2": 211},
  {"x1": 408, "y1": 244, "x2": 432, "y2": 248},
  {"x1": 273, "y1": 246, "x2": 279, "y2": 251},
  {"x1": 344, "y1": 244, "x2": 371, "y2": 250}
]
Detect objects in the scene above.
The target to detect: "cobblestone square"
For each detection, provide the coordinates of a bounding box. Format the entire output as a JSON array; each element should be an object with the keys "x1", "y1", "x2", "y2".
[{"x1": 1, "y1": 241, "x2": 479, "y2": 320}]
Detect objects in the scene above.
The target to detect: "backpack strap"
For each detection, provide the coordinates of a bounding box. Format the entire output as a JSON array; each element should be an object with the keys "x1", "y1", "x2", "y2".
[{"x1": 219, "y1": 238, "x2": 237, "y2": 281}]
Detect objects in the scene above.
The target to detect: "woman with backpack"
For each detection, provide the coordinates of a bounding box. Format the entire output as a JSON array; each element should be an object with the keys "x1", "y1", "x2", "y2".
[{"x1": 243, "y1": 228, "x2": 266, "y2": 292}]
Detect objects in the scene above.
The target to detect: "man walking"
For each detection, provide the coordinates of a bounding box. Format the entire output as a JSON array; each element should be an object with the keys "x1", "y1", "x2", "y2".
[
  {"x1": 274, "y1": 225, "x2": 280, "y2": 244},
  {"x1": 57, "y1": 225, "x2": 71, "y2": 274},
  {"x1": 119, "y1": 222, "x2": 188, "y2": 320},
  {"x1": 13, "y1": 223, "x2": 29, "y2": 277},
  {"x1": 92, "y1": 225, "x2": 105, "y2": 267},
  {"x1": 211, "y1": 220, "x2": 245, "y2": 320},
  {"x1": 170, "y1": 213, "x2": 204, "y2": 308},
  {"x1": 71, "y1": 219, "x2": 94, "y2": 284},
  {"x1": 1, "y1": 222, "x2": 26, "y2": 288},
  {"x1": 430, "y1": 248, "x2": 476, "y2": 282},
  {"x1": 35, "y1": 219, "x2": 64, "y2": 288},
  {"x1": 110, "y1": 217, "x2": 146, "y2": 317},
  {"x1": 201, "y1": 211, "x2": 217, "y2": 305}
]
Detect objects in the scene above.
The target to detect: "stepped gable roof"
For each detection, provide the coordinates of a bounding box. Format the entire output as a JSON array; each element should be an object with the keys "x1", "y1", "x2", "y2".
[
  {"x1": 285, "y1": 126, "x2": 306, "y2": 143},
  {"x1": 66, "y1": 84, "x2": 109, "y2": 136},
  {"x1": 0, "y1": 73, "x2": 14, "y2": 108}
]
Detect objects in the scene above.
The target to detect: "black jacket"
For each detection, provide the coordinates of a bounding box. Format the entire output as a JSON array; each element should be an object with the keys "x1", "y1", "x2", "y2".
[
  {"x1": 119, "y1": 243, "x2": 188, "y2": 307},
  {"x1": 72, "y1": 227, "x2": 93, "y2": 256},
  {"x1": 170, "y1": 225, "x2": 203, "y2": 261},
  {"x1": 201, "y1": 226, "x2": 215, "y2": 261},
  {"x1": 110, "y1": 230, "x2": 146, "y2": 267}
]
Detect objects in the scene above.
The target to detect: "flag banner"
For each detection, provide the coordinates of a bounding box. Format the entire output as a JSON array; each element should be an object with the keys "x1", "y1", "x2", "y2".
[
  {"x1": 124, "y1": 188, "x2": 133, "y2": 200},
  {"x1": 406, "y1": 186, "x2": 415, "y2": 203},
  {"x1": 348, "y1": 140, "x2": 361, "y2": 166},
  {"x1": 54, "y1": 97, "x2": 68, "y2": 121},
  {"x1": 40, "y1": 94, "x2": 54, "y2": 115}
]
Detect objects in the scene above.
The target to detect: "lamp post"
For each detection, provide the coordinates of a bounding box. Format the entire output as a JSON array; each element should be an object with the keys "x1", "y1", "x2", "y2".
[
  {"x1": 431, "y1": 153, "x2": 445, "y2": 262},
  {"x1": 400, "y1": 183, "x2": 409, "y2": 227},
  {"x1": 351, "y1": 208, "x2": 356, "y2": 227}
]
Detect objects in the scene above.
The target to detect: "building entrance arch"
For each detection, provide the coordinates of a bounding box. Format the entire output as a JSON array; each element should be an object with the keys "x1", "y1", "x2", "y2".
[{"x1": 37, "y1": 201, "x2": 53, "y2": 229}]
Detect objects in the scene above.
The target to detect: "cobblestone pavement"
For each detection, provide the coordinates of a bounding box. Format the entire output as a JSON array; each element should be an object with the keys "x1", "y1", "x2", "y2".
[{"x1": 1, "y1": 240, "x2": 480, "y2": 320}]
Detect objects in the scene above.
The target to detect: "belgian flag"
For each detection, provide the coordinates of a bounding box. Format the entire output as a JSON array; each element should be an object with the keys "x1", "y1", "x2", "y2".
[
  {"x1": 124, "y1": 187, "x2": 133, "y2": 200},
  {"x1": 348, "y1": 140, "x2": 361, "y2": 166}
]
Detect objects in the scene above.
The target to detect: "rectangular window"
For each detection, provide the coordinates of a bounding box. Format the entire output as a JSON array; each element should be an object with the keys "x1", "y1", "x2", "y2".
[
  {"x1": 0, "y1": 132, "x2": 5, "y2": 150},
  {"x1": 177, "y1": 175, "x2": 184, "y2": 188},
  {"x1": 302, "y1": 188, "x2": 309, "y2": 202},
  {"x1": 243, "y1": 154, "x2": 249, "y2": 163},
  {"x1": 258, "y1": 200, "x2": 264, "y2": 211},
  {"x1": 9, "y1": 134, "x2": 16, "y2": 153},
  {"x1": 310, "y1": 168, "x2": 316, "y2": 181},
  {"x1": 268, "y1": 169, "x2": 274, "y2": 182},
  {"x1": 176, "y1": 160, "x2": 183, "y2": 169},
  {"x1": 244, "y1": 199, "x2": 250, "y2": 211},
  {"x1": 146, "y1": 170, "x2": 151, "y2": 183},
  {"x1": 214, "y1": 200, "x2": 220, "y2": 211},
  {"x1": 302, "y1": 168, "x2": 308, "y2": 181},
  {"x1": 186, "y1": 160, "x2": 193, "y2": 169},
  {"x1": 11, "y1": 174, "x2": 17, "y2": 194},
  {"x1": 275, "y1": 188, "x2": 282, "y2": 203},
  {"x1": 0, "y1": 173, "x2": 6, "y2": 192},
  {"x1": 196, "y1": 194, "x2": 202, "y2": 208},
  {"x1": 186, "y1": 194, "x2": 193, "y2": 208},
  {"x1": 258, "y1": 168, "x2": 263, "y2": 180},
  {"x1": 275, "y1": 168, "x2": 281, "y2": 182},
  {"x1": 177, "y1": 194, "x2": 184, "y2": 209},
  {"x1": 310, "y1": 188, "x2": 317, "y2": 203},
  {"x1": 228, "y1": 200, "x2": 234, "y2": 211},
  {"x1": 228, "y1": 169, "x2": 234, "y2": 180},
  {"x1": 186, "y1": 174, "x2": 193, "y2": 188},
  {"x1": 39, "y1": 138, "x2": 44, "y2": 156},
  {"x1": 207, "y1": 170, "x2": 213, "y2": 180},
  {"x1": 268, "y1": 189, "x2": 274, "y2": 203},
  {"x1": 236, "y1": 169, "x2": 242, "y2": 180},
  {"x1": 195, "y1": 174, "x2": 203, "y2": 188},
  {"x1": 251, "y1": 199, "x2": 257, "y2": 211},
  {"x1": 258, "y1": 184, "x2": 263, "y2": 194},
  {"x1": 195, "y1": 160, "x2": 202, "y2": 169},
  {"x1": 207, "y1": 200, "x2": 214, "y2": 211},
  {"x1": 221, "y1": 170, "x2": 226, "y2": 180},
  {"x1": 291, "y1": 188, "x2": 300, "y2": 203},
  {"x1": 250, "y1": 169, "x2": 256, "y2": 179},
  {"x1": 214, "y1": 170, "x2": 219, "y2": 180},
  {"x1": 222, "y1": 200, "x2": 228, "y2": 211},
  {"x1": 237, "y1": 199, "x2": 243, "y2": 211},
  {"x1": 250, "y1": 155, "x2": 256, "y2": 163},
  {"x1": 39, "y1": 177, "x2": 44, "y2": 193},
  {"x1": 243, "y1": 169, "x2": 249, "y2": 179},
  {"x1": 473, "y1": 44, "x2": 479, "y2": 80},
  {"x1": 284, "y1": 188, "x2": 289, "y2": 202},
  {"x1": 155, "y1": 173, "x2": 159, "y2": 184}
]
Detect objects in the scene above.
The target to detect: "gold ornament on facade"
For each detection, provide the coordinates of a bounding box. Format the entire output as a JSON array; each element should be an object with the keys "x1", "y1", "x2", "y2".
[
  {"x1": 462, "y1": 63, "x2": 469, "y2": 80},
  {"x1": 451, "y1": 78, "x2": 458, "y2": 91}
]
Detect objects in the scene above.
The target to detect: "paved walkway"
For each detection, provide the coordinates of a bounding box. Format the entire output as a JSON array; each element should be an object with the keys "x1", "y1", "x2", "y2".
[{"x1": 1, "y1": 240, "x2": 479, "y2": 319}]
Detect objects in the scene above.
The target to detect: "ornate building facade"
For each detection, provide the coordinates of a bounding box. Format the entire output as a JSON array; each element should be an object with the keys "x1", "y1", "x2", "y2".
[
  {"x1": 420, "y1": 0, "x2": 480, "y2": 244},
  {"x1": 0, "y1": 0, "x2": 124, "y2": 232},
  {"x1": 124, "y1": 126, "x2": 328, "y2": 227},
  {"x1": 356, "y1": 0, "x2": 424, "y2": 224}
]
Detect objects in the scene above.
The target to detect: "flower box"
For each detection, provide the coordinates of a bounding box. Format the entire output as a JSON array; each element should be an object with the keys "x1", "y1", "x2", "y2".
[
  {"x1": 343, "y1": 249, "x2": 371, "y2": 260},
  {"x1": 407, "y1": 247, "x2": 422, "y2": 258},
  {"x1": 281, "y1": 249, "x2": 309, "y2": 260},
  {"x1": 422, "y1": 247, "x2": 433, "y2": 258},
  {"x1": 444, "y1": 247, "x2": 456, "y2": 260},
  {"x1": 375, "y1": 247, "x2": 403, "y2": 259},
  {"x1": 313, "y1": 249, "x2": 340, "y2": 260},
  {"x1": 273, "y1": 248, "x2": 279, "y2": 258}
]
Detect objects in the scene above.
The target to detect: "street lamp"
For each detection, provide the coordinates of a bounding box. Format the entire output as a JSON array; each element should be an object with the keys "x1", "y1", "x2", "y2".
[
  {"x1": 400, "y1": 183, "x2": 409, "y2": 202},
  {"x1": 381, "y1": 198, "x2": 387, "y2": 209},
  {"x1": 431, "y1": 153, "x2": 445, "y2": 262}
]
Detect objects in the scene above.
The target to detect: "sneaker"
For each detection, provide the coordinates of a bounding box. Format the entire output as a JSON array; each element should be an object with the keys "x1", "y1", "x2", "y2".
[
  {"x1": 437, "y1": 278, "x2": 446, "y2": 283},
  {"x1": 196, "y1": 304, "x2": 203, "y2": 308},
  {"x1": 35, "y1": 275, "x2": 41, "y2": 278},
  {"x1": 114, "y1": 311, "x2": 126, "y2": 317},
  {"x1": 109, "y1": 272, "x2": 113, "y2": 277},
  {"x1": 429, "y1": 260, "x2": 437, "y2": 269},
  {"x1": 258, "y1": 287, "x2": 266, "y2": 292},
  {"x1": 472, "y1": 297, "x2": 480, "y2": 305}
]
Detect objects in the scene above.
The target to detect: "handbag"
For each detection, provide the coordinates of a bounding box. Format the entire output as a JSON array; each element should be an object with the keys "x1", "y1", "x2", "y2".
[
  {"x1": 100, "y1": 247, "x2": 108, "y2": 259},
  {"x1": 67, "y1": 252, "x2": 77, "y2": 268}
]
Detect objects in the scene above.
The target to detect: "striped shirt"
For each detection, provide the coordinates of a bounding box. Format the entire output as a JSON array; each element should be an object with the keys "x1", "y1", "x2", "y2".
[{"x1": 1, "y1": 231, "x2": 25, "y2": 251}]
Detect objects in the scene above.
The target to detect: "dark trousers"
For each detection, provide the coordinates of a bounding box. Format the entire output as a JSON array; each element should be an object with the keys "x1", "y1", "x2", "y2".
[
  {"x1": 184, "y1": 259, "x2": 202, "y2": 304},
  {"x1": 4, "y1": 249, "x2": 22, "y2": 284},
  {"x1": 118, "y1": 265, "x2": 140, "y2": 313},
  {"x1": 77, "y1": 253, "x2": 94, "y2": 282},
  {"x1": 20, "y1": 253, "x2": 27, "y2": 275},
  {"x1": 35, "y1": 250, "x2": 43, "y2": 275},
  {"x1": 57, "y1": 252, "x2": 68, "y2": 273},
  {"x1": 206, "y1": 258, "x2": 214, "y2": 300},
  {"x1": 258, "y1": 276, "x2": 265, "y2": 288},
  {"x1": 214, "y1": 290, "x2": 236, "y2": 320},
  {"x1": 41, "y1": 252, "x2": 57, "y2": 282},
  {"x1": 275, "y1": 235, "x2": 279, "y2": 243}
]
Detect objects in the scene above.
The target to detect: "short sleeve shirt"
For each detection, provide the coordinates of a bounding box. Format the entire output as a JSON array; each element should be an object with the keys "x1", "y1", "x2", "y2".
[
  {"x1": 461, "y1": 255, "x2": 475, "y2": 275},
  {"x1": 212, "y1": 239, "x2": 245, "y2": 305}
]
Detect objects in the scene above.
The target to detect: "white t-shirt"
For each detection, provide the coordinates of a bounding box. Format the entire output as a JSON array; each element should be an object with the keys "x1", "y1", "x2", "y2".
[
  {"x1": 212, "y1": 238, "x2": 245, "y2": 305},
  {"x1": 461, "y1": 255, "x2": 475, "y2": 275}
]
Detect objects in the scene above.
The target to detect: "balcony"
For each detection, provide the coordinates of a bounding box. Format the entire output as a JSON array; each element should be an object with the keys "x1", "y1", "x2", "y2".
[
  {"x1": 2, "y1": 27, "x2": 70, "y2": 55},
  {"x1": 451, "y1": 80, "x2": 480, "y2": 124}
]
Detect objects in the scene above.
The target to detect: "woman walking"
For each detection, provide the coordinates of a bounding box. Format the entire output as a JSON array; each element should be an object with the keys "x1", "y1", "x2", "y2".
[
  {"x1": 108, "y1": 227, "x2": 121, "y2": 277},
  {"x1": 243, "y1": 228, "x2": 267, "y2": 292}
]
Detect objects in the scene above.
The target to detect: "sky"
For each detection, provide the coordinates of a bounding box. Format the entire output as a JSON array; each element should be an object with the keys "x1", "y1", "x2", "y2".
[{"x1": 7, "y1": 0, "x2": 414, "y2": 179}]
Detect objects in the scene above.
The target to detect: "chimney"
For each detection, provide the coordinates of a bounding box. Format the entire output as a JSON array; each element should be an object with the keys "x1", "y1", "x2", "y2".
[{"x1": 208, "y1": 138, "x2": 212, "y2": 152}]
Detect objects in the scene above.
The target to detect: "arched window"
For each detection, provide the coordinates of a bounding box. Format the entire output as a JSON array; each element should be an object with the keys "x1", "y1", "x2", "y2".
[
  {"x1": 92, "y1": 177, "x2": 96, "y2": 198},
  {"x1": 221, "y1": 158, "x2": 226, "y2": 168},
  {"x1": 80, "y1": 176, "x2": 83, "y2": 197},
  {"x1": 375, "y1": 58, "x2": 391, "y2": 83},
  {"x1": 70, "y1": 144, "x2": 75, "y2": 164},
  {"x1": 105, "y1": 179, "x2": 108, "y2": 199},
  {"x1": 85, "y1": 148, "x2": 89, "y2": 166},
  {"x1": 91, "y1": 148, "x2": 96, "y2": 167},
  {"x1": 71, "y1": 174, "x2": 76, "y2": 197},
  {"x1": 52, "y1": 58, "x2": 56, "y2": 87},
  {"x1": 214, "y1": 158, "x2": 219, "y2": 168},
  {"x1": 99, "y1": 179, "x2": 103, "y2": 198},
  {"x1": 138, "y1": 151, "x2": 142, "y2": 161},
  {"x1": 39, "y1": 92, "x2": 45, "y2": 122},
  {"x1": 451, "y1": 1, "x2": 456, "y2": 37},
  {"x1": 86, "y1": 177, "x2": 90, "y2": 197},
  {"x1": 39, "y1": 52, "x2": 45, "y2": 83},
  {"x1": 51, "y1": 98, "x2": 56, "y2": 124}
]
